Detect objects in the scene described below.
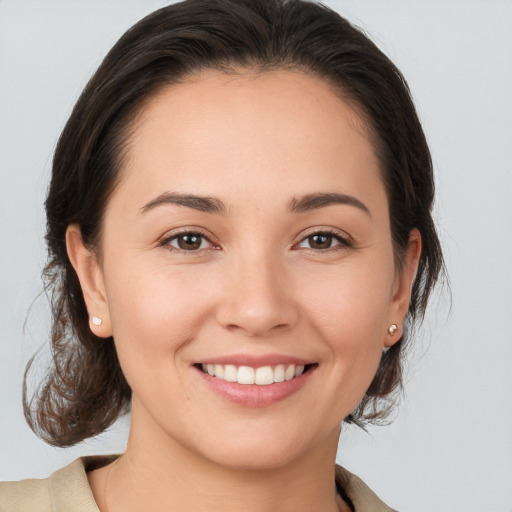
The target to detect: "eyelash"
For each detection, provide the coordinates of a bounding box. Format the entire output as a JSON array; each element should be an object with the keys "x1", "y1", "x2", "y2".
[
  {"x1": 158, "y1": 228, "x2": 353, "y2": 254},
  {"x1": 295, "y1": 228, "x2": 353, "y2": 253},
  {"x1": 157, "y1": 228, "x2": 218, "y2": 254}
]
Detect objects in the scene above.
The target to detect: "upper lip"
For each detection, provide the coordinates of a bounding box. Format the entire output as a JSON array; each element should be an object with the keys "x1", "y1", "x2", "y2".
[{"x1": 195, "y1": 354, "x2": 314, "y2": 367}]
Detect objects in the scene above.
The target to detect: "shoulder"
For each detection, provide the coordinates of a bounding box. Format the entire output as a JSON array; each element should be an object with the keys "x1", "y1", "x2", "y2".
[
  {"x1": 0, "y1": 458, "x2": 104, "y2": 512},
  {"x1": 0, "y1": 475, "x2": 50, "y2": 511},
  {"x1": 336, "y1": 465, "x2": 398, "y2": 512}
]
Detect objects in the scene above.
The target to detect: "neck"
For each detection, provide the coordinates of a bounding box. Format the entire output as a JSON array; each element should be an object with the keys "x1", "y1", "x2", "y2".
[{"x1": 93, "y1": 409, "x2": 344, "y2": 512}]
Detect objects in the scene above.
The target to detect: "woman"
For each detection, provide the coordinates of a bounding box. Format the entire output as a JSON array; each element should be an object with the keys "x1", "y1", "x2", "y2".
[{"x1": 0, "y1": 0, "x2": 443, "y2": 510}]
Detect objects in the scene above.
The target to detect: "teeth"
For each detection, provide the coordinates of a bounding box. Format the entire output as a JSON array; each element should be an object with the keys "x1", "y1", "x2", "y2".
[
  {"x1": 284, "y1": 365, "x2": 295, "y2": 381},
  {"x1": 255, "y1": 366, "x2": 274, "y2": 386},
  {"x1": 274, "y1": 364, "x2": 285, "y2": 383},
  {"x1": 200, "y1": 363, "x2": 308, "y2": 385},
  {"x1": 237, "y1": 366, "x2": 255, "y2": 385},
  {"x1": 224, "y1": 364, "x2": 238, "y2": 382},
  {"x1": 214, "y1": 364, "x2": 224, "y2": 379}
]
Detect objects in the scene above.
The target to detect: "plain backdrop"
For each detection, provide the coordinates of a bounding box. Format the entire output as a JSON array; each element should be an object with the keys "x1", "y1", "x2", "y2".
[{"x1": 1, "y1": 1, "x2": 511, "y2": 511}]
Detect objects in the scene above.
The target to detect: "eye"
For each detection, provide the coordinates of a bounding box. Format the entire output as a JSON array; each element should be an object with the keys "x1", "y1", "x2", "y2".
[
  {"x1": 296, "y1": 230, "x2": 351, "y2": 251},
  {"x1": 161, "y1": 231, "x2": 217, "y2": 252}
]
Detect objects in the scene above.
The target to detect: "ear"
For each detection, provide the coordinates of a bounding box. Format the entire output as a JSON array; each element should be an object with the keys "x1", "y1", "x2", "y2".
[
  {"x1": 66, "y1": 224, "x2": 112, "y2": 338},
  {"x1": 384, "y1": 228, "x2": 422, "y2": 348}
]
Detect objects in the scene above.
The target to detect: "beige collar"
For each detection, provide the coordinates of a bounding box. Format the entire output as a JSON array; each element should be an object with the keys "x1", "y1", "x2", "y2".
[{"x1": 0, "y1": 456, "x2": 396, "y2": 512}]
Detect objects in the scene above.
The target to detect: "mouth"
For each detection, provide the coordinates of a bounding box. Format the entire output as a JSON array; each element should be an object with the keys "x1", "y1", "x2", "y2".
[{"x1": 195, "y1": 363, "x2": 317, "y2": 386}]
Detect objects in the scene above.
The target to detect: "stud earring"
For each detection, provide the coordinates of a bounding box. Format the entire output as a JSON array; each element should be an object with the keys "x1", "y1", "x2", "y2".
[
  {"x1": 388, "y1": 324, "x2": 398, "y2": 336},
  {"x1": 91, "y1": 316, "x2": 103, "y2": 326}
]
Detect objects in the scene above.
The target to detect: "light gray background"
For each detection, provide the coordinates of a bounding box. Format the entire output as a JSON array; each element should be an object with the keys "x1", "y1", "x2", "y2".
[{"x1": 1, "y1": 1, "x2": 511, "y2": 511}]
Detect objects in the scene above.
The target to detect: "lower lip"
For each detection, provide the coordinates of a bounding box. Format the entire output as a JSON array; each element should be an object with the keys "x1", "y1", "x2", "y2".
[{"x1": 194, "y1": 366, "x2": 316, "y2": 408}]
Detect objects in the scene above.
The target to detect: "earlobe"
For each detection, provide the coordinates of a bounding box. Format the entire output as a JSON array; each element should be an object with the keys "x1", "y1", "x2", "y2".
[
  {"x1": 66, "y1": 224, "x2": 112, "y2": 338},
  {"x1": 385, "y1": 229, "x2": 422, "y2": 348}
]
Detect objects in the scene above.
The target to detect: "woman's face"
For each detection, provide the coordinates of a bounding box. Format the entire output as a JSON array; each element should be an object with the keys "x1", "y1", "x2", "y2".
[{"x1": 71, "y1": 70, "x2": 418, "y2": 469}]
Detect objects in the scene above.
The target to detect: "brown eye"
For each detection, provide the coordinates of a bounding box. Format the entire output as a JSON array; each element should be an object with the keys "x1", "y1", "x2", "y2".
[
  {"x1": 308, "y1": 234, "x2": 334, "y2": 249},
  {"x1": 167, "y1": 232, "x2": 211, "y2": 251},
  {"x1": 297, "y1": 231, "x2": 348, "y2": 251},
  {"x1": 178, "y1": 234, "x2": 202, "y2": 250}
]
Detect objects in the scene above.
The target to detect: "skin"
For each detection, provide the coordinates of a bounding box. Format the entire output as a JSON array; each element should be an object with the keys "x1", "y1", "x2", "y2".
[{"x1": 67, "y1": 70, "x2": 421, "y2": 512}]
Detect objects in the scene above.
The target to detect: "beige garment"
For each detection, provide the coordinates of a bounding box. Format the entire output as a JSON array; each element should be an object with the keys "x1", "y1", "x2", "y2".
[{"x1": 0, "y1": 457, "x2": 396, "y2": 511}]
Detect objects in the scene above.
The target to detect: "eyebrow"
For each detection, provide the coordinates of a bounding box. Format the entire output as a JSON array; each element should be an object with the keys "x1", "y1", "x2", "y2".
[
  {"x1": 139, "y1": 192, "x2": 226, "y2": 215},
  {"x1": 288, "y1": 192, "x2": 371, "y2": 216},
  {"x1": 139, "y1": 191, "x2": 370, "y2": 216}
]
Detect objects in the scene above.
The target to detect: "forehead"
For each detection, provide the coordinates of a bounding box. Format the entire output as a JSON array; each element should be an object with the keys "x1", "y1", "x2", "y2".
[
  {"x1": 115, "y1": 69, "x2": 384, "y2": 213},
  {"x1": 131, "y1": 68, "x2": 371, "y2": 152}
]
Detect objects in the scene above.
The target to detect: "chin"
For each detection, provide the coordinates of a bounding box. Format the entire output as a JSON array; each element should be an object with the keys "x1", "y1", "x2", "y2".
[
  {"x1": 205, "y1": 443, "x2": 305, "y2": 472},
  {"x1": 186, "y1": 423, "x2": 331, "y2": 472}
]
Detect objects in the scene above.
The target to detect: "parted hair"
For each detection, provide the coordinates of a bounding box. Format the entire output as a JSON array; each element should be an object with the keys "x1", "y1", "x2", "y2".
[{"x1": 24, "y1": 0, "x2": 444, "y2": 446}]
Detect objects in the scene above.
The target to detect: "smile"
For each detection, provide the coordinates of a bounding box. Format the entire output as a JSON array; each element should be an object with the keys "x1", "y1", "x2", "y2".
[{"x1": 199, "y1": 363, "x2": 312, "y2": 386}]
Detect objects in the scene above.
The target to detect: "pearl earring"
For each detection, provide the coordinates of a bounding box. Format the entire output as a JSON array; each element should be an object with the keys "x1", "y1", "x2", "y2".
[
  {"x1": 388, "y1": 324, "x2": 398, "y2": 336},
  {"x1": 91, "y1": 316, "x2": 103, "y2": 326}
]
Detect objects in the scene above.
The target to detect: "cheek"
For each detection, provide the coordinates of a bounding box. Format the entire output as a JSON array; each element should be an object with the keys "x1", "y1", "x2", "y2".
[
  {"x1": 103, "y1": 261, "x2": 217, "y2": 383},
  {"x1": 299, "y1": 258, "x2": 393, "y2": 341},
  {"x1": 297, "y1": 259, "x2": 393, "y2": 395},
  {"x1": 315, "y1": 292, "x2": 386, "y2": 378}
]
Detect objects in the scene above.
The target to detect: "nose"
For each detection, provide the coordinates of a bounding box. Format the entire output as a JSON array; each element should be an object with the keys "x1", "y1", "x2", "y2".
[{"x1": 215, "y1": 251, "x2": 299, "y2": 338}]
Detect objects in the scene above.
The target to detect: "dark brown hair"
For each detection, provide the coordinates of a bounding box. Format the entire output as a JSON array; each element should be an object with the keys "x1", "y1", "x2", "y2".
[{"x1": 24, "y1": 0, "x2": 444, "y2": 446}]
